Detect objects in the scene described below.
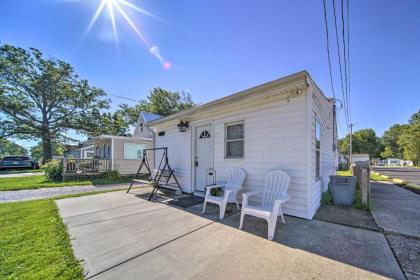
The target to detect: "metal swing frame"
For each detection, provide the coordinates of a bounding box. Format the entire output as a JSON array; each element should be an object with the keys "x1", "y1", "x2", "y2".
[{"x1": 126, "y1": 147, "x2": 183, "y2": 201}]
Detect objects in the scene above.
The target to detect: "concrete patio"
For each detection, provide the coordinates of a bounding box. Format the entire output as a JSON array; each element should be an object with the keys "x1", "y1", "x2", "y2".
[{"x1": 56, "y1": 188, "x2": 404, "y2": 280}]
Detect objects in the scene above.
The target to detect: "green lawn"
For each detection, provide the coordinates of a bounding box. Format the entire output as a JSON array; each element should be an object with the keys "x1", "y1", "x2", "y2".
[
  {"x1": 0, "y1": 169, "x2": 43, "y2": 175},
  {"x1": 0, "y1": 189, "x2": 130, "y2": 279},
  {"x1": 0, "y1": 175, "x2": 133, "y2": 191},
  {"x1": 0, "y1": 199, "x2": 84, "y2": 279}
]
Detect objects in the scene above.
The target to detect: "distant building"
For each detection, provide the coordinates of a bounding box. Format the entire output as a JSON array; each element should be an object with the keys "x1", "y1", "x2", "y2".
[
  {"x1": 384, "y1": 158, "x2": 413, "y2": 167},
  {"x1": 350, "y1": 154, "x2": 369, "y2": 164}
]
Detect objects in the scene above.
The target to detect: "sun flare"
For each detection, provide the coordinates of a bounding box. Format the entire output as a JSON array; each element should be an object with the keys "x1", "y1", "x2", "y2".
[{"x1": 81, "y1": 0, "x2": 170, "y2": 69}]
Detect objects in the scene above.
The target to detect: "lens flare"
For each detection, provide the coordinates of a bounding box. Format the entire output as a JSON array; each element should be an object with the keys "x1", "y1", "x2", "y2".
[{"x1": 79, "y1": 0, "x2": 170, "y2": 69}]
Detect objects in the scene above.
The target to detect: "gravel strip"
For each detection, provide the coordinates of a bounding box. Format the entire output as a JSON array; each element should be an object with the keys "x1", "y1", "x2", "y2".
[{"x1": 0, "y1": 183, "x2": 131, "y2": 203}]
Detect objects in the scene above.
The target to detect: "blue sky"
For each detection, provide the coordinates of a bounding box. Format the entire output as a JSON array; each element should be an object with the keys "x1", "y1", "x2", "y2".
[{"x1": 1, "y1": 0, "x2": 419, "y2": 150}]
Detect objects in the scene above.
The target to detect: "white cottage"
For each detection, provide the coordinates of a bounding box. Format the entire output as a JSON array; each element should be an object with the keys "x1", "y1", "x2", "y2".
[{"x1": 147, "y1": 71, "x2": 337, "y2": 219}]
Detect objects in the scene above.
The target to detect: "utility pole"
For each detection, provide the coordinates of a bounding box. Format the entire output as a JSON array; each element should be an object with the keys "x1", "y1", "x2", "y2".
[{"x1": 349, "y1": 123, "x2": 353, "y2": 164}]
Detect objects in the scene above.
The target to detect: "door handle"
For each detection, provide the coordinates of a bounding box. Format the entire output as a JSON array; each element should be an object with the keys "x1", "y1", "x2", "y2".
[{"x1": 195, "y1": 161, "x2": 198, "y2": 167}]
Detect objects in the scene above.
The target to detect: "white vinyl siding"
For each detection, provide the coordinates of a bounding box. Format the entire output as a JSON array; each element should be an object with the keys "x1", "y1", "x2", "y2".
[
  {"x1": 152, "y1": 74, "x2": 336, "y2": 219},
  {"x1": 154, "y1": 92, "x2": 309, "y2": 218},
  {"x1": 308, "y1": 83, "x2": 337, "y2": 218}
]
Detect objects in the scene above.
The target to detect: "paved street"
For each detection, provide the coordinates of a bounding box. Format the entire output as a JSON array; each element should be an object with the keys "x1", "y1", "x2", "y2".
[{"x1": 372, "y1": 167, "x2": 420, "y2": 185}]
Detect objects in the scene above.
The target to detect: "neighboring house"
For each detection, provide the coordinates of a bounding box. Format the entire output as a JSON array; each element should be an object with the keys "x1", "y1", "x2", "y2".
[
  {"x1": 351, "y1": 154, "x2": 370, "y2": 164},
  {"x1": 133, "y1": 112, "x2": 163, "y2": 139},
  {"x1": 65, "y1": 145, "x2": 95, "y2": 159},
  {"x1": 84, "y1": 135, "x2": 153, "y2": 175},
  {"x1": 146, "y1": 71, "x2": 337, "y2": 219}
]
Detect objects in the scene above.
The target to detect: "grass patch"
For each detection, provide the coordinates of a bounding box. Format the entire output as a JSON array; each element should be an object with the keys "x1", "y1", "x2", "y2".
[
  {"x1": 0, "y1": 169, "x2": 43, "y2": 175},
  {"x1": 0, "y1": 189, "x2": 133, "y2": 279},
  {"x1": 370, "y1": 172, "x2": 390, "y2": 181},
  {"x1": 0, "y1": 199, "x2": 84, "y2": 279},
  {"x1": 336, "y1": 170, "x2": 352, "y2": 176},
  {"x1": 0, "y1": 175, "x2": 133, "y2": 191}
]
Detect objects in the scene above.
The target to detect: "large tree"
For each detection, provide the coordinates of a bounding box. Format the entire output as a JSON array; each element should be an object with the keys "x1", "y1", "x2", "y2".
[
  {"x1": 398, "y1": 111, "x2": 420, "y2": 165},
  {"x1": 119, "y1": 87, "x2": 196, "y2": 125},
  {"x1": 339, "y1": 128, "x2": 383, "y2": 158},
  {"x1": 30, "y1": 141, "x2": 65, "y2": 161},
  {"x1": 0, "y1": 44, "x2": 110, "y2": 162},
  {"x1": 380, "y1": 124, "x2": 410, "y2": 158},
  {"x1": 0, "y1": 138, "x2": 27, "y2": 158}
]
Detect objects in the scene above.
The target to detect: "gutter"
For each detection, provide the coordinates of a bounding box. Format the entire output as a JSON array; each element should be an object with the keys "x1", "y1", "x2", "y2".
[{"x1": 147, "y1": 70, "x2": 310, "y2": 126}]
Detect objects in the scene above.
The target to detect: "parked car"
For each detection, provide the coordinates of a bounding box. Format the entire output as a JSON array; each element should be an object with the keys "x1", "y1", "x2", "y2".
[{"x1": 0, "y1": 156, "x2": 40, "y2": 170}]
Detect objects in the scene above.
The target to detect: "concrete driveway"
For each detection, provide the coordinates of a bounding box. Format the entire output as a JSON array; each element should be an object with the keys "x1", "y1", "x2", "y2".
[
  {"x1": 372, "y1": 167, "x2": 420, "y2": 185},
  {"x1": 57, "y1": 189, "x2": 404, "y2": 280}
]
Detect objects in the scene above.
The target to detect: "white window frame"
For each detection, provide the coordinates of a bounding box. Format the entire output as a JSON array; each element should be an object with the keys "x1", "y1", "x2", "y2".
[
  {"x1": 315, "y1": 119, "x2": 321, "y2": 180},
  {"x1": 225, "y1": 121, "x2": 245, "y2": 159}
]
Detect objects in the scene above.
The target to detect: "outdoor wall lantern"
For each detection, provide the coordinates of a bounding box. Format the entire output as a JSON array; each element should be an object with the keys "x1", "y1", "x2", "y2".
[{"x1": 177, "y1": 120, "x2": 189, "y2": 132}]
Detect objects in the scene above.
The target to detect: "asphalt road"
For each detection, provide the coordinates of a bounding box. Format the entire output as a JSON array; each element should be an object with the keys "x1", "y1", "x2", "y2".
[{"x1": 372, "y1": 167, "x2": 420, "y2": 185}]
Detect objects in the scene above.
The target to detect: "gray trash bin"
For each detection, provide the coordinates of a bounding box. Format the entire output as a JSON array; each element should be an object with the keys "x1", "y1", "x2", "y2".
[{"x1": 329, "y1": 175, "x2": 357, "y2": 206}]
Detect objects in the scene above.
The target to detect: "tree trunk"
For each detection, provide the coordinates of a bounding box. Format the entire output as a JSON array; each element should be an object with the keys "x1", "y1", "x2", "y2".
[{"x1": 41, "y1": 131, "x2": 52, "y2": 164}]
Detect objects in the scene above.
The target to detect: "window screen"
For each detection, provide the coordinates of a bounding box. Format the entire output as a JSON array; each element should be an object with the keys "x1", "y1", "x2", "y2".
[
  {"x1": 315, "y1": 120, "x2": 321, "y2": 179},
  {"x1": 225, "y1": 122, "x2": 244, "y2": 158}
]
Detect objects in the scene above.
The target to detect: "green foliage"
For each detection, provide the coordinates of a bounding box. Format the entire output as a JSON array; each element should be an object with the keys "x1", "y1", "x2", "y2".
[
  {"x1": 89, "y1": 110, "x2": 131, "y2": 137},
  {"x1": 104, "y1": 170, "x2": 121, "y2": 180},
  {"x1": 338, "y1": 128, "x2": 383, "y2": 158},
  {"x1": 30, "y1": 141, "x2": 65, "y2": 161},
  {"x1": 0, "y1": 199, "x2": 84, "y2": 279},
  {"x1": 210, "y1": 186, "x2": 223, "y2": 196},
  {"x1": 43, "y1": 160, "x2": 63, "y2": 181},
  {"x1": 380, "y1": 124, "x2": 409, "y2": 158},
  {"x1": 408, "y1": 110, "x2": 420, "y2": 125},
  {"x1": 321, "y1": 190, "x2": 333, "y2": 205},
  {"x1": 398, "y1": 121, "x2": 420, "y2": 165},
  {"x1": 0, "y1": 44, "x2": 110, "y2": 162},
  {"x1": 119, "y1": 87, "x2": 196, "y2": 125},
  {"x1": 338, "y1": 162, "x2": 349, "y2": 171},
  {"x1": 0, "y1": 138, "x2": 27, "y2": 157}
]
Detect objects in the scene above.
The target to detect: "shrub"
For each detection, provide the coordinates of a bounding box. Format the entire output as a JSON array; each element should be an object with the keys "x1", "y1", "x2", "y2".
[
  {"x1": 321, "y1": 190, "x2": 333, "y2": 205},
  {"x1": 43, "y1": 160, "x2": 63, "y2": 181},
  {"x1": 104, "y1": 170, "x2": 121, "y2": 180},
  {"x1": 338, "y1": 163, "x2": 349, "y2": 171}
]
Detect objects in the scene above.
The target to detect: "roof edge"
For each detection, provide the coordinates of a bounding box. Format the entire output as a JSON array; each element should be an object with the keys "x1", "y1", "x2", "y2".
[{"x1": 148, "y1": 70, "x2": 309, "y2": 126}]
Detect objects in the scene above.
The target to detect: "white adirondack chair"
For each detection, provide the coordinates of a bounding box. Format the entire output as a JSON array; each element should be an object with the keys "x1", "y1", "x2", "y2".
[
  {"x1": 202, "y1": 168, "x2": 246, "y2": 220},
  {"x1": 239, "y1": 170, "x2": 291, "y2": 240}
]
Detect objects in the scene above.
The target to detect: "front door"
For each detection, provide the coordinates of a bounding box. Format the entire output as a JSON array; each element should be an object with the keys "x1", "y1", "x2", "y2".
[{"x1": 195, "y1": 124, "x2": 213, "y2": 191}]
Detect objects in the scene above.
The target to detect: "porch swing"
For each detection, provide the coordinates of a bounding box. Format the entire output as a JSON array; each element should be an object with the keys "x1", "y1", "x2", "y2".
[{"x1": 126, "y1": 147, "x2": 183, "y2": 201}]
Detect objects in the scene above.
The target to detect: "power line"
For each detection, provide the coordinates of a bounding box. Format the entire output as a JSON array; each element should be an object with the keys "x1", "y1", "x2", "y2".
[
  {"x1": 322, "y1": 0, "x2": 336, "y2": 99},
  {"x1": 108, "y1": 94, "x2": 140, "y2": 103},
  {"x1": 332, "y1": 0, "x2": 349, "y2": 129},
  {"x1": 341, "y1": 0, "x2": 350, "y2": 127},
  {"x1": 346, "y1": 0, "x2": 352, "y2": 123}
]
